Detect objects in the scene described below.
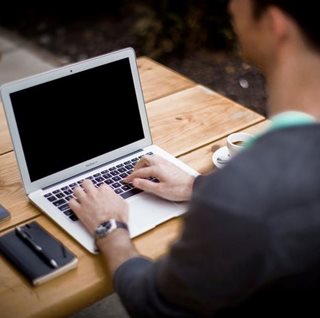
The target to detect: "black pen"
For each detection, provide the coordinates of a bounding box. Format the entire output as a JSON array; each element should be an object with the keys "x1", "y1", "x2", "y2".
[{"x1": 15, "y1": 226, "x2": 58, "y2": 269}]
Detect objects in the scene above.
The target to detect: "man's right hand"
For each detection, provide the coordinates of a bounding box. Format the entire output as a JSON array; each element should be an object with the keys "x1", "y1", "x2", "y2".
[{"x1": 124, "y1": 154, "x2": 195, "y2": 202}]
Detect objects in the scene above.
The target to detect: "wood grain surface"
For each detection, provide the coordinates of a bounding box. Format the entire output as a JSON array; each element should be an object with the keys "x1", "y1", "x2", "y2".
[
  {"x1": 0, "y1": 57, "x2": 267, "y2": 318},
  {"x1": 148, "y1": 85, "x2": 265, "y2": 156}
]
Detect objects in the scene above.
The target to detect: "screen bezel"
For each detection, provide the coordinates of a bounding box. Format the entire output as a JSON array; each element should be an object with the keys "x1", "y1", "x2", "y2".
[{"x1": 0, "y1": 48, "x2": 152, "y2": 194}]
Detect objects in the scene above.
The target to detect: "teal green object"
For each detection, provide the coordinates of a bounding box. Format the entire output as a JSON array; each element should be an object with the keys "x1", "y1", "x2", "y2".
[{"x1": 244, "y1": 111, "x2": 317, "y2": 149}]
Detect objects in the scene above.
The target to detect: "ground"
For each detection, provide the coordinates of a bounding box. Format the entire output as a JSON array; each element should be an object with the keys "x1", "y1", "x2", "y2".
[
  {"x1": 0, "y1": 5, "x2": 267, "y2": 116},
  {"x1": 160, "y1": 49, "x2": 267, "y2": 116}
]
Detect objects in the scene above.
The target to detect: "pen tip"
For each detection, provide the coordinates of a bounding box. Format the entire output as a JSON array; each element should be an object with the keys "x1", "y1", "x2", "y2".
[{"x1": 51, "y1": 260, "x2": 58, "y2": 268}]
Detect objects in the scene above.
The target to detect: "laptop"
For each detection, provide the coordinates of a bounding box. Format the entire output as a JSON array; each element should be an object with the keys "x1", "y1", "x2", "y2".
[{"x1": 0, "y1": 47, "x2": 198, "y2": 254}]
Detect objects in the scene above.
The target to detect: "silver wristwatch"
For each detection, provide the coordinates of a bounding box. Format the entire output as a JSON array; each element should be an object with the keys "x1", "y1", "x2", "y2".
[{"x1": 95, "y1": 219, "x2": 128, "y2": 240}]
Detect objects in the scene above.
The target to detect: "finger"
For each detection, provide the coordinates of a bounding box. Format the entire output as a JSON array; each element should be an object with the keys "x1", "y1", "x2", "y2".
[
  {"x1": 133, "y1": 154, "x2": 156, "y2": 170},
  {"x1": 68, "y1": 197, "x2": 80, "y2": 211},
  {"x1": 68, "y1": 198, "x2": 88, "y2": 225},
  {"x1": 73, "y1": 185, "x2": 86, "y2": 201},
  {"x1": 124, "y1": 166, "x2": 158, "y2": 183},
  {"x1": 132, "y1": 178, "x2": 160, "y2": 194},
  {"x1": 82, "y1": 179, "x2": 96, "y2": 192},
  {"x1": 98, "y1": 182, "x2": 113, "y2": 194}
]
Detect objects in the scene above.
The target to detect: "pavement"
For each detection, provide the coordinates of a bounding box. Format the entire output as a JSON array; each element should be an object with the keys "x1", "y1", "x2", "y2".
[
  {"x1": 0, "y1": 27, "x2": 61, "y2": 85},
  {"x1": 0, "y1": 27, "x2": 130, "y2": 318}
]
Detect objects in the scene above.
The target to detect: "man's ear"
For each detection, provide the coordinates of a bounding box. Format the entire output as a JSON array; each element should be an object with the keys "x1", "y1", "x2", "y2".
[{"x1": 266, "y1": 6, "x2": 291, "y2": 43}]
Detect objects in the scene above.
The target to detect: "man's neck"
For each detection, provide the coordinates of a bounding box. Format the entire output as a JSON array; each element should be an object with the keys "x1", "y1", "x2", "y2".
[{"x1": 266, "y1": 48, "x2": 320, "y2": 120}]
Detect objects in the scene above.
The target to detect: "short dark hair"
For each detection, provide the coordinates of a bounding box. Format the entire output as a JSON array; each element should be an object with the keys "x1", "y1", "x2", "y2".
[{"x1": 251, "y1": 0, "x2": 320, "y2": 51}]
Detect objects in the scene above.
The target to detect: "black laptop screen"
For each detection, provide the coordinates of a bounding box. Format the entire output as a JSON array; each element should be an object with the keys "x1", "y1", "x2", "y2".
[{"x1": 10, "y1": 58, "x2": 145, "y2": 181}]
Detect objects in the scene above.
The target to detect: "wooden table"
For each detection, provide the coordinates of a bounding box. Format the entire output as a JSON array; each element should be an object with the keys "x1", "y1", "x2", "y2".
[{"x1": 0, "y1": 57, "x2": 267, "y2": 317}]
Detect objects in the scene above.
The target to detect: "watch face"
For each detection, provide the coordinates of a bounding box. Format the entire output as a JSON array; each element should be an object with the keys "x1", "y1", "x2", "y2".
[
  {"x1": 95, "y1": 219, "x2": 128, "y2": 239},
  {"x1": 102, "y1": 221, "x2": 112, "y2": 230},
  {"x1": 96, "y1": 220, "x2": 113, "y2": 237}
]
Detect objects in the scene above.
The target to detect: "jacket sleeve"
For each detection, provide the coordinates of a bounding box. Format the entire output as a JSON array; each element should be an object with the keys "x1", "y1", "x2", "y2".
[
  {"x1": 114, "y1": 256, "x2": 195, "y2": 317},
  {"x1": 114, "y1": 173, "x2": 269, "y2": 317}
]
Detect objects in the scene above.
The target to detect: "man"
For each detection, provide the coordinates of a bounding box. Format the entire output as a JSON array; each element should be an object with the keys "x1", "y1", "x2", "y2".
[{"x1": 70, "y1": 0, "x2": 320, "y2": 316}]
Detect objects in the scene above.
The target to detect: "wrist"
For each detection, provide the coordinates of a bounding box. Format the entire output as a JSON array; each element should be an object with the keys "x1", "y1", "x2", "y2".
[
  {"x1": 96, "y1": 229, "x2": 139, "y2": 275},
  {"x1": 181, "y1": 175, "x2": 195, "y2": 201},
  {"x1": 96, "y1": 228, "x2": 131, "y2": 248}
]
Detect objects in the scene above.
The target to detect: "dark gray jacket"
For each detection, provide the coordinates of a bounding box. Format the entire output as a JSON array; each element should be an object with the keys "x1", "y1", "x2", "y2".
[{"x1": 114, "y1": 125, "x2": 320, "y2": 317}]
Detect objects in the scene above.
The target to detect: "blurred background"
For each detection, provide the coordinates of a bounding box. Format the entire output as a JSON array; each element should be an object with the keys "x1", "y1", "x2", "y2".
[
  {"x1": 0, "y1": 2, "x2": 267, "y2": 316},
  {"x1": 0, "y1": 0, "x2": 266, "y2": 115}
]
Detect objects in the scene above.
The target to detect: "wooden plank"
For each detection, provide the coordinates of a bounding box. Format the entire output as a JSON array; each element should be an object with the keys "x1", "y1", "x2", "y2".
[
  {"x1": 178, "y1": 120, "x2": 271, "y2": 174},
  {"x1": 0, "y1": 102, "x2": 12, "y2": 155},
  {"x1": 0, "y1": 215, "x2": 182, "y2": 318},
  {"x1": 0, "y1": 151, "x2": 40, "y2": 233},
  {"x1": 148, "y1": 85, "x2": 265, "y2": 157},
  {"x1": 137, "y1": 56, "x2": 195, "y2": 103}
]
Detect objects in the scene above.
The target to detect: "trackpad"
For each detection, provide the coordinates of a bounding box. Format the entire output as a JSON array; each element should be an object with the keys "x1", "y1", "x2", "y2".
[{"x1": 127, "y1": 193, "x2": 186, "y2": 238}]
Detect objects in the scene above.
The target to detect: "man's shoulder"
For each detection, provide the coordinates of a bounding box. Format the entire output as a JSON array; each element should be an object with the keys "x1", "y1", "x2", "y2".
[
  {"x1": 193, "y1": 125, "x2": 320, "y2": 216},
  {"x1": 232, "y1": 124, "x2": 320, "y2": 178},
  {"x1": 251, "y1": 123, "x2": 320, "y2": 156}
]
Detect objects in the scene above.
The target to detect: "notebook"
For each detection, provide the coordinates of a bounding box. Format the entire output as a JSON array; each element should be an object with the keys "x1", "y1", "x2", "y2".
[
  {"x1": 0, "y1": 221, "x2": 78, "y2": 285},
  {"x1": 0, "y1": 47, "x2": 198, "y2": 254}
]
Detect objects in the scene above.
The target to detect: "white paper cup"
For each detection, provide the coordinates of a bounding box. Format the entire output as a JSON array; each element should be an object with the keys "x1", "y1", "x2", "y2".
[{"x1": 227, "y1": 132, "x2": 253, "y2": 157}]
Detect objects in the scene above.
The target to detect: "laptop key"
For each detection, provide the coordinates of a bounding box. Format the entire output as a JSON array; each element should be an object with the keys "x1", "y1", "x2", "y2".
[
  {"x1": 56, "y1": 192, "x2": 65, "y2": 198},
  {"x1": 47, "y1": 195, "x2": 57, "y2": 202},
  {"x1": 63, "y1": 209, "x2": 74, "y2": 216},
  {"x1": 69, "y1": 214, "x2": 79, "y2": 221},
  {"x1": 58, "y1": 203, "x2": 70, "y2": 211},
  {"x1": 120, "y1": 188, "x2": 143, "y2": 199},
  {"x1": 53, "y1": 199, "x2": 66, "y2": 207},
  {"x1": 121, "y1": 185, "x2": 131, "y2": 191}
]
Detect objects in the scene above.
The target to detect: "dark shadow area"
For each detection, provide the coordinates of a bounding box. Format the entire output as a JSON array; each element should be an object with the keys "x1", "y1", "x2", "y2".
[{"x1": 0, "y1": 0, "x2": 267, "y2": 115}]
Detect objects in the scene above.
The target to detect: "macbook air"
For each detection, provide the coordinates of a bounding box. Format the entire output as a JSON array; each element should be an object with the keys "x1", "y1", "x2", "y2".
[{"x1": 0, "y1": 47, "x2": 198, "y2": 253}]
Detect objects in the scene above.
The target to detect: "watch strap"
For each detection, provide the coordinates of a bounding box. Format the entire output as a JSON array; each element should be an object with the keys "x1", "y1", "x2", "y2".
[
  {"x1": 114, "y1": 220, "x2": 128, "y2": 231},
  {"x1": 95, "y1": 219, "x2": 129, "y2": 240}
]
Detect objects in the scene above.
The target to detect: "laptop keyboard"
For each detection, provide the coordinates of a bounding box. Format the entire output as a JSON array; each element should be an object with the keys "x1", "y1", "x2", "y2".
[{"x1": 43, "y1": 152, "x2": 156, "y2": 222}]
